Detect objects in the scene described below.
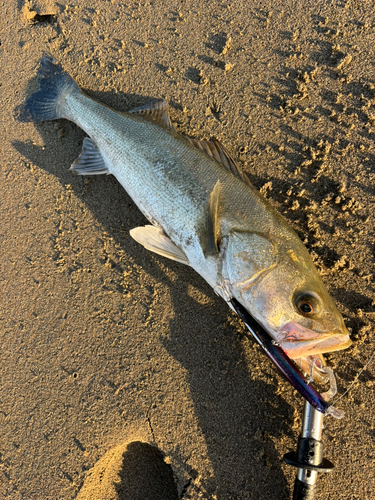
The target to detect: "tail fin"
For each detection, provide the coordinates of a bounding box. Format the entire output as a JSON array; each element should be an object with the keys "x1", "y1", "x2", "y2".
[{"x1": 14, "y1": 53, "x2": 79, "y2": 123}]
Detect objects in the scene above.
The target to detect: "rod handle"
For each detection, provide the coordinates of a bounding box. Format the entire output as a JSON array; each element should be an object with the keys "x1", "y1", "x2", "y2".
[{"x1": 293, "y1": 478, "x2": 316, "y2": 500}]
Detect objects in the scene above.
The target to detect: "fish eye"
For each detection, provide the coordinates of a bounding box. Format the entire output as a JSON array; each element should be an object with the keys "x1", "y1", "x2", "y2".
[
  {"x1": 299, "y1": 301, "x2": 313, "y2": 314},
  {"x1": 295, "y1": 294, "x2": 319, "y2": 315}
]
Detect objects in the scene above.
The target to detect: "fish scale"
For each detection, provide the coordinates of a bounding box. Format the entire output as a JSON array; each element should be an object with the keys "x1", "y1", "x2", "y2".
[
  {"x1": 65, "y1": 94, "x2": 213, "y2": 230},
  {"x1": 15, "y1": 53, "x2": 352, "y2": 380}
]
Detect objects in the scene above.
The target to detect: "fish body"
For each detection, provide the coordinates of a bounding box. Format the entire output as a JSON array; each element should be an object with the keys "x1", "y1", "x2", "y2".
[{"x1": 15, "y1": 54, "x2": 351, "y2": 376}]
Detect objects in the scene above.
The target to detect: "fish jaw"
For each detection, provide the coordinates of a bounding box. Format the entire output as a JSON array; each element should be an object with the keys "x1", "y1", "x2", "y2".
[{"x1": 277, "y1": 321, "x2": 352, "y2": 359}]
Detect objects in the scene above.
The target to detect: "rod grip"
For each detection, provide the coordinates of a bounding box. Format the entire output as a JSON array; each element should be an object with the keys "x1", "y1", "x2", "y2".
[{"x1": 293, "y1": 478, "x2": 316, "y2": 500}]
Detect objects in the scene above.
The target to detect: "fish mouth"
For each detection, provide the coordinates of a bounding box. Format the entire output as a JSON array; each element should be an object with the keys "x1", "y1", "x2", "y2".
[{"x1": 277, "y1": 322, "x2": 352, "y2": 359}]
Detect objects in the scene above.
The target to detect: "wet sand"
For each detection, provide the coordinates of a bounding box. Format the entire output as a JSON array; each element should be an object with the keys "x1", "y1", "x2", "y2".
[{"x1": 1, "y1": 1, "x2": 374, "y2": 499}]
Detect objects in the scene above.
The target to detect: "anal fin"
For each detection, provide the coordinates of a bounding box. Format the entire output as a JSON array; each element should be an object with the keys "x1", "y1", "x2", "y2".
[
  {"x1": 130, "y1": 225, "x2": 189, "y2": 265},
  {"x1": 71, "y1": 137, "x2": 110, "y2": 175}
]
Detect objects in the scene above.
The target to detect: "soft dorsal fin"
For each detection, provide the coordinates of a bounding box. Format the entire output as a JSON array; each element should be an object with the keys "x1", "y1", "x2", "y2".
[
  {"x1": 185, "y1": 136, "x2": 252, "y2": 187},
  {"x1": 129, "y1": 225, "x2": 189, "y2": 265},
  {"x1": 70, "y1": 137, "x2": 110, "y2": 175},
  {"x1": 129, "y1": 99, "x2": 175, "y2": 130}
]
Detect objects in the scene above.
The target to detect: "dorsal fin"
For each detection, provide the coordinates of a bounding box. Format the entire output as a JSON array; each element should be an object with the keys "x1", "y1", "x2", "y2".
[
  {"x1": 185, "y1": 136, "x2": 252, "y2": 187},
  {"x1": 129, "y1": 99, "x2": 175, "y2": 130}
]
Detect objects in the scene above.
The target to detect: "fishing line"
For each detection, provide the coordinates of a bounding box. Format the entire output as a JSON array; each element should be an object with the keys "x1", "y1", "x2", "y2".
[{"x1": 331, "y1": 350, "x2": 375, "y2": 407}]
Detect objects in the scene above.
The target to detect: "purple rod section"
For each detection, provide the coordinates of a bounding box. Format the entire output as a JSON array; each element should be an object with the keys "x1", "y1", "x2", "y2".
[{"x1": 229, "y1": 298, "x2": 330, "y2": 415}]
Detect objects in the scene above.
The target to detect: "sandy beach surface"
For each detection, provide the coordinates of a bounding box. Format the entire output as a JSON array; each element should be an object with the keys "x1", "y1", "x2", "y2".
[{"x1": 1, "y1": 1, "x2": 375, "y2": 499}]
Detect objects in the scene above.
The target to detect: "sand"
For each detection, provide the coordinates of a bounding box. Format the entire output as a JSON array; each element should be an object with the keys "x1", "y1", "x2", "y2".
[{"x1": 1, "y1": 0, "x2": 374, "y2": 499}]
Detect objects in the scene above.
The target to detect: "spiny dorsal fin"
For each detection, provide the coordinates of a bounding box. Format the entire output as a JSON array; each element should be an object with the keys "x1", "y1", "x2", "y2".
[
  {"x1": 129, "y1": 225, "x2": 189, "y2": 265},
  {"x1": 70, "y1": 137, "x2": 110, "y2": 175},
  {"x1": 185, "y1": 136, "x2": 252, "y2": 187},
  {"x1": 129, "y1": 99, "x2": 175, "y2": 131}
]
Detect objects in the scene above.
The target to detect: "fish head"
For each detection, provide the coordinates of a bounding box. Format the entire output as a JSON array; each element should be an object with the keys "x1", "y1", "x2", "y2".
[{"x1": 222, "y1": 230, "x2": 352, "y2": 360}]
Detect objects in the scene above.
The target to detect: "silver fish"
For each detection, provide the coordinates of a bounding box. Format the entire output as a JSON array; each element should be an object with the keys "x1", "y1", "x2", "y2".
[{"x1": 15, "y1": 54, "x2": 352, "y2": 379}]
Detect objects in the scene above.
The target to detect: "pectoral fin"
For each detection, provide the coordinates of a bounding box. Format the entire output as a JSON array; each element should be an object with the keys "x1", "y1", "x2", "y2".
[
  {"x1": 129, "y1": 99, "x2": 175, "y2": 130},
  {"x1": 206, "y1": 180, "x2": 221, "y2": 254},
  {"x1": 130, "y1": 225, "x2": 189, "y2": 265}
]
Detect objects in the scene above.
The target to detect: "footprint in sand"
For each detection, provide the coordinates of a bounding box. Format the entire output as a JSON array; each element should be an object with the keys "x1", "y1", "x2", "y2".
[{"x1": 76, "y1": 441, "x2": 179, "y2": 500}]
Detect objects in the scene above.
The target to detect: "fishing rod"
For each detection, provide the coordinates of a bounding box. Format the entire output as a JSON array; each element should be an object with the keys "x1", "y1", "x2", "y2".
[
  {"x1": 284, "y1": 401, "x2": 334, "y2": 500},
  {"x1": 230, "y1": 298, "x2": 336, "y2": 500}
]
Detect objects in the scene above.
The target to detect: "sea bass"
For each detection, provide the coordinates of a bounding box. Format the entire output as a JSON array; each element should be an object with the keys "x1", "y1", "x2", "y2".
[{"x1": 15, "y1": 54, "x2": 352, "y2": 379}]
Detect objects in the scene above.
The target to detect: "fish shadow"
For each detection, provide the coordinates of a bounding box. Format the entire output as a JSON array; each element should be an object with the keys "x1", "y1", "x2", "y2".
[{"x1": 13, "y1": 90, "x2": 294, "y2": 499}]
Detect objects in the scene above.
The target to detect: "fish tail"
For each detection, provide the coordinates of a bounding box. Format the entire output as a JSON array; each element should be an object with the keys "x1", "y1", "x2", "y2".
[{"x1": 14, "y1": 53, "x2": 79, "y2": 122}]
